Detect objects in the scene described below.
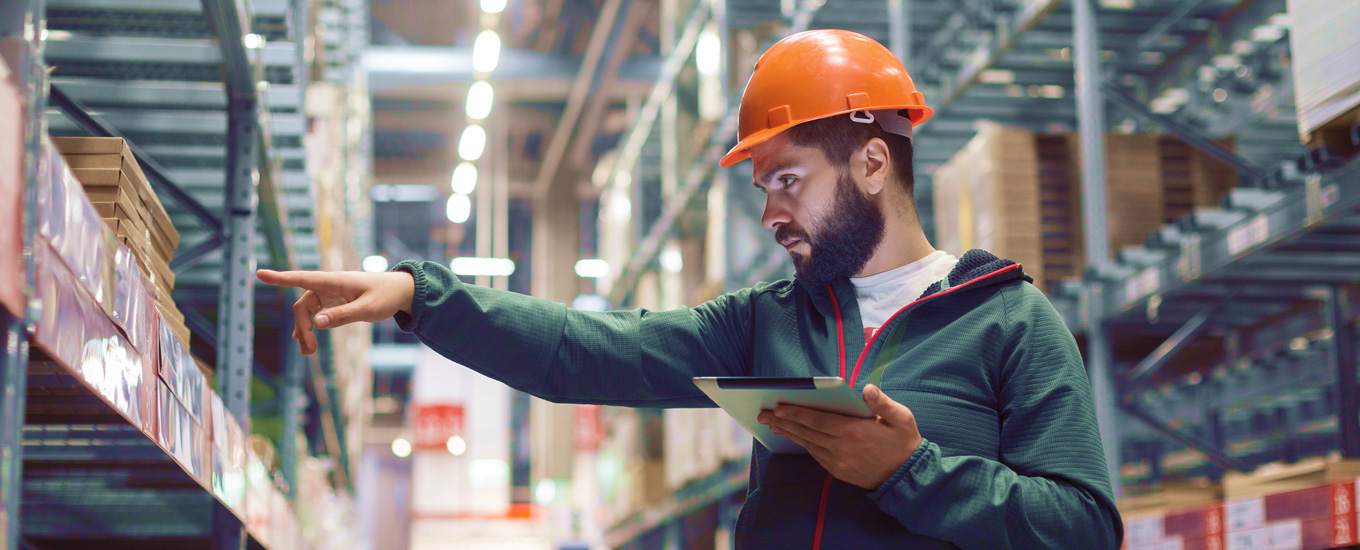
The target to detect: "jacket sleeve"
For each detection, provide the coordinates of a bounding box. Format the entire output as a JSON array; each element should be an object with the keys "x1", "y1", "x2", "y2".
[
  {"x1": 391, "y1": 260, "x2": 756, "y2": 407},
  {"x1": 867, "y1": 282, "x2": 1123, "y2": 549}
]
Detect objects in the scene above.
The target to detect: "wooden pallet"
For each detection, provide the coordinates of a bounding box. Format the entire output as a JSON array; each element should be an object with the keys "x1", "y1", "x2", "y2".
[{"x1": 1223, "y1": 456, "x2": 1360, "y2": 500}]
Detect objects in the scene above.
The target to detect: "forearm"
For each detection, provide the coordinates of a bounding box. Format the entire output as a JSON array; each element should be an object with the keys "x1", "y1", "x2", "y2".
[
  {"x1": 870, "y1": 439, "x2": 1121, "y2": 550},
  {"x1": 394, "y1": 260, "x2": 750, "y2": 406}
]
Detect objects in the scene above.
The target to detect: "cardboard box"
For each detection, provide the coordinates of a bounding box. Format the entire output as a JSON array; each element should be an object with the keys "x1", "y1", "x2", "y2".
[
  {"x1": 1224, "y1": 457, "x2": 1360, "y2": 500},
  {"x1": 53, "y1": 137, "x2": 178, "y2": 246}
]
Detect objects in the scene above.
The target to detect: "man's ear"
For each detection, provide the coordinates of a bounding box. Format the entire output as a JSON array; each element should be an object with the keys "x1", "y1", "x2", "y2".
[{"x1": 858, "y1": 137, "x2": 891, "y2": 196}]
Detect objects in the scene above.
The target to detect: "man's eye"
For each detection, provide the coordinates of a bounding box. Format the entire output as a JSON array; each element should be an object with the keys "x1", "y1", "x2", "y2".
[{"x1": 778, "y1": 176, "x2": 797, "y2": 188}]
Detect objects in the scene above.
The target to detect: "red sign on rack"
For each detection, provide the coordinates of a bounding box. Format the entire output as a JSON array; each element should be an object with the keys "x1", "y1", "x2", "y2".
[
  {"x1": 414, "y1": 404, "x2": 465, "y2": 450},
  {"x1": 575, "y1": 404, "x2": 603, "y2": 451},
  {"x1": 1333, "y1": 482, "x2": 1358, "y2": 547},
  {"x1": 1204, "y1": 503, "x2": 1225, "y2": 550}
]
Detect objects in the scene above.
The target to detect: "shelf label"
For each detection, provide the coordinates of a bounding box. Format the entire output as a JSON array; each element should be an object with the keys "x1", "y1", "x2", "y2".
[
  {"x1": 1127, "y1": 517, "x2": 1164, "y2": 546},
  {"x1": 1266, "y1": 520, "x2": 1301, "y2": 550},
  {"x1": 1227, "y1": 214, "x2": 1270, "y2": 257},
  {"x1": 1333, "y1": 482, "x2": 1358, "y2": 547},
  {"x1": 1124, "y1": 267, "x2": 1160, "y2": 306},
  {"x1": 1176, "y1": 235, "x2": 1202, "y2": 282},
  {"x1": 1305, "y1": 175, "x2": 1340, "y2": 226},
  {"x1": 1226, "y1": 498, "x2": 1266, "y2": 531}
]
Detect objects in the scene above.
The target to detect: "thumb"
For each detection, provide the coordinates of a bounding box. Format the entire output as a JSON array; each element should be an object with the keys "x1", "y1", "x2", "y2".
[
  {"x1": 315, "y1": 297, "x2": 375, "y2": 329},
  {"x1": 863, "y1": 384, "x2": 911, "y2": 424}
]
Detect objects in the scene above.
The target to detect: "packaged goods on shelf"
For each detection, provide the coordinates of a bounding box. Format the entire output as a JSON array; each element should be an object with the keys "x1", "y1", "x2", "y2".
[
  {"x1": 663, "y1": 408, "x2": 750, "y2": 490},
  {"x1": 211, "y1": 391, "x2": 249, "y2": 515},
  {"x1": 1224, "y1": 456, "x2": 1360, "y2": 500},
  {"x1": 0, "y1": 54, "x2": 22, "y2": 316},
  {"x1": 1123, "y1": 504, "x2": 1226, "y2": 550},
  {"x1": 934, "y1": 125, "x2": 1238, "y2": 291},
  {"x1": 1287, "y1": 0, "x2": 1360, "y2": 147},
  {"x1": 1223, "y1": 480, "x2": 1359, "y2": 549}
]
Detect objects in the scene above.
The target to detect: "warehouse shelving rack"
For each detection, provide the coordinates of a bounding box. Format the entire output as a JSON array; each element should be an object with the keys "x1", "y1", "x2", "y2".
[{"x1": 0, "y1": 0, "x2": 362, "y2": 545}]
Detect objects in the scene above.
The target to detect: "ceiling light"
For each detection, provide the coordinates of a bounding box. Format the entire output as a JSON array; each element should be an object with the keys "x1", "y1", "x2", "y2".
[
  {"x1": 446, "y1": 194, "x2": 472, "y2": 223},
  {"x1": 469, "y1": 458, "x2": 510, "y2": 488},
  {"x1": 1250, "y1": 24, "x2": 1285, "y2": 43},
  {"x1": 660, "y1": 246, "x2": 683, "y2": 273},
  {"x1": 370, "y1": 184, "x2": 441, "y2": 202},
  {"x1": 1040, "y1": 85, "x2": 1064, "y2": 99},
  {"x1": 391, "y1": 438, "x2": 412, "y2": 458},
  {"x1": 473, "y1": 30, "x2": 501, "y2": 73},
  {"x1": 1214, "y1": 88, "x2": 1228, "y2": 102},
  {"x1": 362, "y1": 255, "x2": 390, "y2": 273},
  {"x1": 534, "y1": 479, "x2": 557, "y2": 505},
  {"x1": 466, "y1": 81, "x2": 494, "y2": 120},
  {"x1": 459, "y1": 124, "x2": 487, "y2": 161},
  {"x1": 451, "y1": 162, "x2": 478, "y2": 195},
  {"x1": 615, "y1": 172, "x2": 631, "y2": 188},
  {"x1": 696, "y1": 28, "x2": 722, "y2": 76},
  {"x1": 481, "y1": 0, "x2": 507, "y2": 13},
  {"x1": 450, "y1": 257, "x2": 516, "y2": 277},
  {"x1": 978, "y1": 69, "x2": 1014, "y2": 84},
  {"x1": 609, "y1": 195, "x2": 632, "y2": 224},
  {"x1": 243, "y1": 33, "x2": 264, "y2": 49},
  {"x1": 446, "y1": 435, "x2": 468, "y2": 456},
  {"x1": 575, "y1": 259, "x2": 610, "y2": 278}
]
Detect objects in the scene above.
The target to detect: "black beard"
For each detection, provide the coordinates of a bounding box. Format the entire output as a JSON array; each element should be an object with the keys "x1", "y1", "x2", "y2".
[{"x1": 776, "y1": 174, "x2": 886, "y2": 288}]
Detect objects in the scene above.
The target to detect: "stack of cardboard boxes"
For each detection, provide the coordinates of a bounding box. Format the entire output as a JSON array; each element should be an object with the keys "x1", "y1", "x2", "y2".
[
  {"x1": 934, "y1": 124, "x2": 1239, "y2": 292},
  {"x1": 52, "y1": 137, "x2": 186, "y2": 349}
]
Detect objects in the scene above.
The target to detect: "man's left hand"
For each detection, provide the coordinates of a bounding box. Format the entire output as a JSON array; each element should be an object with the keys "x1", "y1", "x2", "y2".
[{"x1": 757, "y1": 384, "x2": 923, "y2": 490}]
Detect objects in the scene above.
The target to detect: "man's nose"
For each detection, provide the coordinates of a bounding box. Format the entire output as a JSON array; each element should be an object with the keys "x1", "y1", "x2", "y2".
[{"x1": 761, "y1": 195, "x2": 791, "y2": 230}]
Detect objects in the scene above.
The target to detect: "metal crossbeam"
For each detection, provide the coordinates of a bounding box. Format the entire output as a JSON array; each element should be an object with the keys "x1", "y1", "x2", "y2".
[
  {"x1": 200, "y1": 0, "x2": 256, "y2": 99},
  {"x1": 1328, "y1": 286, "x2": 1360, "y2": 457},
  {"x1": 48, "y1": 84, "x2": 225, "y2": 235},
  {"x1": 1101, "y1": 82, "x2": 1267, "y2": 183},
  {"x1": 1120, "y1": 403, "x2": 1252, "y2": 472},
  {"x1": 1126, "y1": 308, "x2": 1215, "y2": 384}
]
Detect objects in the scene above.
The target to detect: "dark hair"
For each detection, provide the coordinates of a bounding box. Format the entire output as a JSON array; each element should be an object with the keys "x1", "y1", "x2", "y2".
[{"x1": 784, "y1": 112, "x2": 915, "y2": 197}]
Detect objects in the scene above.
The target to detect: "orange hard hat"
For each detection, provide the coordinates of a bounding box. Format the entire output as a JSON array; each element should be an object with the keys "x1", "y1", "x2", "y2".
[{"x1": 719, "y1": 29, "x2": 933, "y2": 168}]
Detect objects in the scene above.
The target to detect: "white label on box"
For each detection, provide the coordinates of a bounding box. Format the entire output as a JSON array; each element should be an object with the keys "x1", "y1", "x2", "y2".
[
  {"x1": 1227, "y1": 214, "x2": 1270, "y2": 257},
  {"x1": 1227, "y1": 528, "x2": 1268, "y2": 550},
  {"x1": 1227, "y1": 499, "x2": 1266, "y2": 531},
  {"x1": 1265, "y1": 520, "x2": 1301, "y2": 550},
  {"x1": 1127, "y1": 518, "x2": 1165, "y2": 546},
  {"x1": 1160, "y1": 536, "x2": 1184, "y2": 550}
]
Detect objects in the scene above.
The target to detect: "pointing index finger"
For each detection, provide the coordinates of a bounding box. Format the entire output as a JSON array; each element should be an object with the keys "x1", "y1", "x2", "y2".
[{"x1": 257, "y1": 269, "x2": 340, "y2": 292}]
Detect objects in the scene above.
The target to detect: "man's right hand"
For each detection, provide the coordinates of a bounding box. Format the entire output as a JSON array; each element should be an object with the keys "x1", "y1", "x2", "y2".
[{"x1": 257, "y1": 268, "x2": 416, "y2": 355}]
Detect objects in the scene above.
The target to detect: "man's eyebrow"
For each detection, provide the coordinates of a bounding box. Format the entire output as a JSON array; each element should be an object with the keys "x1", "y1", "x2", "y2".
[{"x1": 753, "y1": 163, "x2": 797, "y2": 187}]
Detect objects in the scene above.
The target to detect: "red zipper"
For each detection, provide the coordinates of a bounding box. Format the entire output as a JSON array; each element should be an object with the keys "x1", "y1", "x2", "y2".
[
  {"x1": 846, "y1": 263, "x2": 1022, "y2": 386},
  {"x1": 809, "y1": 263, "x2": 1023, "y2": 549}
]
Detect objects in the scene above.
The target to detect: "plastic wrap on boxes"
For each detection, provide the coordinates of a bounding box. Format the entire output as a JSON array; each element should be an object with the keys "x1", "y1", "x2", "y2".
[
  {"x1": 158, "y1": 314, "x2": 205, "y2": 424},
  {"x1": 112, "y1": 243, "x2": 154, "y2": 353},
  {"x1": 36, "y1": 137, "x2": 111, "y2": 311},
  {"x1": 245, "y1": 447, "x2": 273, "y2": 548},
  {"x1": 32, "y1": 239, "x2": 145, "y2": 429},
  {"x1": 211, "y1": 392, "x2": 248, "y2": 514},
  {"x1": 0, "y1": 57, "x2": 23, "y2": 317}
]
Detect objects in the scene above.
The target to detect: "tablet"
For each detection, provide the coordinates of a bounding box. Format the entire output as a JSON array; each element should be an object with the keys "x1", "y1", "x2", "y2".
[{"x1": 692, "y1": 377, "x2": 874, "y2": 454}]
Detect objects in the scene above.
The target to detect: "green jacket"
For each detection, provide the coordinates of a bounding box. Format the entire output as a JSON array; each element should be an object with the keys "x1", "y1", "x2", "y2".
[{"x1": 393, "y1": 249, "x2": 1122, "y2": 549}]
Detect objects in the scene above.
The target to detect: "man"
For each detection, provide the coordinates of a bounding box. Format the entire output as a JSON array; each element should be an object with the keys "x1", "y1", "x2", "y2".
[{"x1": 260, "y1": 30, "x2": 1122, "y2": 549}]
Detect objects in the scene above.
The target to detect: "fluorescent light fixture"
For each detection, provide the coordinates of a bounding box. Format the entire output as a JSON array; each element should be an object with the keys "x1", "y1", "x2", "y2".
[
  {"x1": 481, "y1": 0, "x2": 507, "y2": 13},
  {"x1": 1040, "y1": 85, "x2": 1064, "y2": 99},
  {"x1": 446, "y1": 194, "x2": 472, "y2": 224},
  {"x1": 370, "y1": 184, "x2": 441, "y2": 202},
  {"x1": 534, "y1": 479, "x2": 557, "y2": 505},
  {"x1": 615, "y1": 172, "x2": 632, "y2": 188},
  {"x1": 446, "y1": 435, "x2": 468, "y2": 456},
  {"x1": 609, "y1": 195, "x2": 631, "y2": 223},
  {"x1": 571, "y1": 294, "x2": 611, "y2": 312},
  {"x1": 391, "y1": 438, "x2": 413, "y2": 458},
  {"x1": 575, "y1": 259, "x2": 610, "y2": 278},
  {"x1": 459, "y1": 124, "x2": 487, "y2": 161},
  {"x1": 1212, "y1": 54, "x2": 1239, "y2": 70},
  {"x1": 469, "y1": 458, "x2": 510, "y2": 488},
  {"x1": 1250, "y1": 23, "x2": 1285, "y2": 43},
  {"x1": 660, "y1": 246, "x2": 683, "y2": 273},
  {"x1": 451, "y1": 257, "x2": 516, "y2": 277},
  {"x1": 473, "y1": 30, "x2": 501, "y2": 73},
  {"x1": 362, "y1": 255, "x2": 390, "y2": 273},
  {"x1": 243, "y1": 33, "x2": 264, "y2": 49},
  {"x1": 43, "y1": 29, "x2": 72, "y2": 41},
  {"x1": 696, "y1": 28, "x2": 722, "y2": 76},
  {"x1": 451, "y1": 162, "x2": 479, "y2": 195},
  {"x1": 466, "y1": 81, "x2": 494, "y2": 120},
  {"x1": 978, "y1": 69, "x2": 1014, "y2": 84}
]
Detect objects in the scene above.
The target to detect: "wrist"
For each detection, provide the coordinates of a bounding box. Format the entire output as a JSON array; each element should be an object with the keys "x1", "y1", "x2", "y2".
[{"x1": 395, "y1": 270, "x2": 415, "y2": 315}]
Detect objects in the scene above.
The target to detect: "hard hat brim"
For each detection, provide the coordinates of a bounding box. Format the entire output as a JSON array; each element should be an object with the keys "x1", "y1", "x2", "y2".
[{"x1": 718, "y1": 104, "x2": 934, "y2": 168}]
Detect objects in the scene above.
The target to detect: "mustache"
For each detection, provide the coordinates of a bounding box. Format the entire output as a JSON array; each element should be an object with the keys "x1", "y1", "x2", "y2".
[{"x1": 775, "y1": 225, "x2": 808, "y2": 245}]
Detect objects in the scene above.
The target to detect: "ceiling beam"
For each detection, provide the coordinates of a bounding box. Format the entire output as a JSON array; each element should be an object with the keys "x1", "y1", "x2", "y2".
[
  {"x1": 363, "y1": 46, "x2": 664, "y2": 92},
  {"x1": 568, "y1": 0, "x2": 656, "y2": 169}
]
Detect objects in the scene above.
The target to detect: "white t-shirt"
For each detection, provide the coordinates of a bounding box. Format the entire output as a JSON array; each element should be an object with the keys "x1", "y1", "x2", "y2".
[{"x1": 850, "y1": 250, "x2": 958, "y2": 342}]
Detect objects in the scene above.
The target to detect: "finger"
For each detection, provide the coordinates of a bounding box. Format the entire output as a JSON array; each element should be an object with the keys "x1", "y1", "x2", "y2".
[
  {"x1": 315, "y1": 297, "x2": 376, "y2": 329},
  {"x1": 771, "y1": 423, "x2": 830, "y2": 455},
  {"x1": 772, "y1": 416, "x2": 837, "y2": 448},
  {"x1": 257, "y1": 269, "x2": 342, "y2": 293},
  {"x1": 292, "y1": 291, "x2": 322, "y2": 354},
  {"x1": 301, "y1": 328, "x2": 318, "y2": 356},
  {"x1": 864, "y1": 385, "x2": 914, "y2": 426},
  {"x1": 774, "y1": 405, "x2": 856, "y2": 435}
]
